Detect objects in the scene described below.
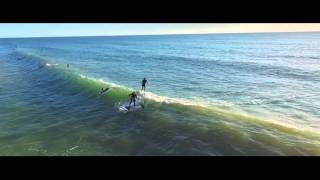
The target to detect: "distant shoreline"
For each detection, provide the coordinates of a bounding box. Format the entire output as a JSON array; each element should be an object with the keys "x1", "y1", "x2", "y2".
[{"x1": 1, "y1": 31, "x2": 320, "y2": 39}]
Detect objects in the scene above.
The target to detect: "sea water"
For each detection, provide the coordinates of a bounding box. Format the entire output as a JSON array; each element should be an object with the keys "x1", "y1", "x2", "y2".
[{"x1": 0, "y1": 32, "x2": 320, "y2": 155}]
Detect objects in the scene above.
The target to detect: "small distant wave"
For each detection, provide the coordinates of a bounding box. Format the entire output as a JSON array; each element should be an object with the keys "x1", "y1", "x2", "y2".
[{"x1": 268, "y1": 55, "x2": 320, "y2": 60}]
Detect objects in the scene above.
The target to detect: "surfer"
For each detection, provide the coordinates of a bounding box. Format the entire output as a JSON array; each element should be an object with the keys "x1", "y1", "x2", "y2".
[
  {"x1": 141, "y1": 78, "x2": 148, "y2": 91},
  {"x1": 128, "y1": 91, "x2": 138, "y2": 107},
  {"x1": 100, "y1": 87, "x2": 110, "y2": 94},
  {"x1": 38, "y1": 64, "x2": 45, "y2": 69},
  {"x1": 67, "y1": 64, "x2": 69, "y2": 68}
]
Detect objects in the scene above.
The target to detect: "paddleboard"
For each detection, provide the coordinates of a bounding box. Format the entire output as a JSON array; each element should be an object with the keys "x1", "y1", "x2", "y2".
[{"x1": 119, "y1": 103, "x2": 143, "y2": 112}]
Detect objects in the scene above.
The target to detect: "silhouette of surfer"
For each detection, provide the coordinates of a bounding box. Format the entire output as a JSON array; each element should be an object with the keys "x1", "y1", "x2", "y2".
[
  {"x1": 141, "y1": 78, "x2": 148, "y2": 91},
  {"x1": 38, "y1": 64, "x2": 45, "y2": 69},
  {"x1": 100, "y1": 87, "x2": 110, "y2": 94},
  {"x1": 128, "y1": 91, "x2": 138, "y2": 108}
]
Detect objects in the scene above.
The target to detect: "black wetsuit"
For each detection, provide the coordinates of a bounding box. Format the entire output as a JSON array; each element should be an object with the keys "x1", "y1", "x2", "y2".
[
  {"x1": 141, "y1": 79, "x2": 147, "y2": 91},
  {"x1": 129, "y1": 92, "x2": 137, "y2": 106}
]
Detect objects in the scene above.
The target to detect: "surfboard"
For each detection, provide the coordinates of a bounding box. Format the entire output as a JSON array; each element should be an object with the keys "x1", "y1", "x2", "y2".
[{"x1": 119, "y1": 103, "x2": 143, "y2": 112}]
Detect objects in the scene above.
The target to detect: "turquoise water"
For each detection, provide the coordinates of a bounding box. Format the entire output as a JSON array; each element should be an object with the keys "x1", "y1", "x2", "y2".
[{"x1": 0, "y1": 33, "x2": 320, "y2": 155}]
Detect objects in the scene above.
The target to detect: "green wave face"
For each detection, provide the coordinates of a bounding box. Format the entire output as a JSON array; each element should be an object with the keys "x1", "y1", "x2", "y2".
[{"x1": 4, "y1": 50, "x2": 320, "y2": 156}]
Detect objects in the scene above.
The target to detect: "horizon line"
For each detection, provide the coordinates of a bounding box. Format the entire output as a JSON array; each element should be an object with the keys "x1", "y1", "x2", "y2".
[{"x1": 1, "y1": 31, "x2": 320, "y2": 39}]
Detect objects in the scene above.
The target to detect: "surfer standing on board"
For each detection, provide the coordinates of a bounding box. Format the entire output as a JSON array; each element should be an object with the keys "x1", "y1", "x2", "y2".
[
  {"x1": 141, "y1": 78, "x2": 148, "y2": 92},
  {"x1": 128, "y1": 91, "x2": 138, "y2": 107}
]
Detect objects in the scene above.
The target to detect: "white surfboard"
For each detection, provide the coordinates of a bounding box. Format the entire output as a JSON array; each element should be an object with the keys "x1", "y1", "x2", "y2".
[{"x1": 119, "y1": 103, "x2": 143, "y2": 112}]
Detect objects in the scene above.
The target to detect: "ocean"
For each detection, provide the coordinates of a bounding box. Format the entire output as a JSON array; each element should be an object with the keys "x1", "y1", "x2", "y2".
[{"x1": 0, "y1": 32, "x2": 319, "y2": 155}]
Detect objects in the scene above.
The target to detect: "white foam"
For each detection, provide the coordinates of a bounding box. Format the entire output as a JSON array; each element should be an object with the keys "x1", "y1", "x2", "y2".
[
  {"x1": 79, "y1": 74, "x2": 130, "y2": 89},
  {"x1": 143, "y1": 91, "x2": 320, "y2": 134},
  {"x1": 45, "y1": 63, "x2": 59, "y2": 67},
  {"x1": 97, "y1": 78, "x2": 128, "y2": 89},
  {"x1": 142, "y1": 91, "x2": 211, "y2": 108}
]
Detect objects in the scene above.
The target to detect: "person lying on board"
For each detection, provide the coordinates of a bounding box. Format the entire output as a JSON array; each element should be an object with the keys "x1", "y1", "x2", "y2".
[{"x1": 100, "y1": 87, "x2": 110, "y2": 94}]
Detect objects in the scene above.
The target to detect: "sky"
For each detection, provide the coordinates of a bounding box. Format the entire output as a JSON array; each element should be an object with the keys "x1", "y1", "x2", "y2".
[{"x1": 0, "y1": 23, "x2": 320, "y2": 38}]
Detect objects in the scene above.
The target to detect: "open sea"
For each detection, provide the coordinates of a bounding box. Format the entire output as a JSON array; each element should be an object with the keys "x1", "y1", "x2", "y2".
[{"x1": 0, "y1": 32, "x2": 320, "y2": 155}]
